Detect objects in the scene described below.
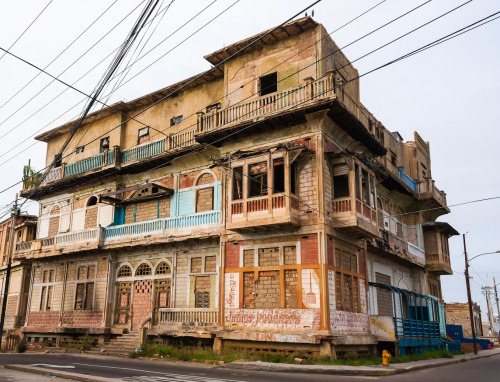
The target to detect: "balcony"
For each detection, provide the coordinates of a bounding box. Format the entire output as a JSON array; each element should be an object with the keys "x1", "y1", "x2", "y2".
[
  {"x1": 104, "y1": 210, "x2": 221, "y2": 243},
  {"x1": 368, "y1": 230, "x2": 426, "y2": 268},
  {"x1": 418, "y1": 178, "x2": 449, "y2": 218},
  {"x1": 15, "y1": 228, "x2": 103, "y2": 258},
  {"x1": 195, "y1": 74, "x2": 386, "y2": 155},
  {"x1": 227, "y1": 193, "x2": 300, "y2": 230},
  {"x1": 332, "y1": 197, "x2": 379, "y2": 239},
  {"x1": 158, "y1": 308, "x2": 218, "y2": 335},
  {"x1": 422, "y1": 222, "x2": 457, "y2": 275}
]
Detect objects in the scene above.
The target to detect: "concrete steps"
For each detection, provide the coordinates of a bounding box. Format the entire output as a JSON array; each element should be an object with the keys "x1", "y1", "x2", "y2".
[{"x1": 93, "y1": 331, "x2": 140, "y2": 355}]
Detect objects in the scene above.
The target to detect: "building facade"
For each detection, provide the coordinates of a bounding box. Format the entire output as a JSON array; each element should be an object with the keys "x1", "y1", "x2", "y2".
[
  {"x1": 446, "y1": 302, "x2": 483, "y2": 337},
  {"x1": 15, "y1": 17, "x2": 455, "y2": 356}
]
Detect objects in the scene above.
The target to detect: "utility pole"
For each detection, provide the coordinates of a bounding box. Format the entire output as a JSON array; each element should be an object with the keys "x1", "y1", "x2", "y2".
[
  {"x1": 494, "y1": 277, "x2": 500, "y2": 330},
  {"x1": 0, "y1": 193, "x2": 18, "y2": 348},
  {"x1": 463, "y1": 233, "x2": 478, "y2": 355},
  {"x1": 482, "y1": 286, "x2": 496, "y2": 336}
]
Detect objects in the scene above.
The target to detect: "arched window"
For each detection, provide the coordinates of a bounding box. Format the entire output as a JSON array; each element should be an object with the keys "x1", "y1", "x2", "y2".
[
  {"x1": 85, "y1": 196, "x2": 98, "y2": 229},
  {"x1": 117, "y1": 265, "x2": 132, "y2": 278},
  {"x1": 156, "y1": 262, "x2": 171, "y2": 275},
  {"x1": 48, "y1": 206, "x2": 60, "y2": 237},
  {"x1": 196, "y1": 173, "x2": 215, "y2": 212},
  {"x1": 135, "y1": 263, "x2": 152, "y2": 276}
]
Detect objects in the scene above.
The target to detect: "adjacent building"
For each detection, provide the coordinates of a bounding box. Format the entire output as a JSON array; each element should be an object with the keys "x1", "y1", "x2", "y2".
[{"x1": 13, "y1": 17, "x2": 455, "y2": 356}]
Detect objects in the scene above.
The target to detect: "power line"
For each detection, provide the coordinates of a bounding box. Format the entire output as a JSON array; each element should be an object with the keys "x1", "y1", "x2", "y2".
[{"x1": 0, "y1": 0, "x2": 54, "y2": 62}]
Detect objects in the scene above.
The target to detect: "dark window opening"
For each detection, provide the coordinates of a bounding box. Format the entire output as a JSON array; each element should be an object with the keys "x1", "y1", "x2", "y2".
[
  {"x1": 76, "y1": 146, "x2": 85, "y2": 154},
  {"x1": 333, "y1": 174, "x2": 350, "y2": 198},
  {"x1": 87, "y1": 196, "x2": 98, "y2": 207},
  {"x1": 100, "y1": 137, "x2": 110, "y2": 152},
  {"x1": 354, "y1": 164, "x2": 361, "y2": 200},
  {"x1": 390, "y1": 151, "x2": 397, "y2": 166},
  {"x1": 138, "y1": 127, "x2": 149, "y2": 144},
  {"x1": 232, "y1": 166, "x2": 243, "y2": 200},
  {"x1": 151, "y1": 186, "x2": 159, "y2": 194},
  {"x1": 370, "y1": 176, "x2": 376, "y2": 208},
  {"x1": 290, "y1": 163, "x2": 297, "y2": 195},
  {"x1": 259, "y1": 72, "x2": 277, "y2": 96},
  {"x1": 170, "y1": 115, "x2": 183, "y2": 126},
  {"x1": 249, "y1": 162, "x2": 268, "y2": 197},
  {"x1": 273, "y1": 158, "x2": 285, "y2": 193},
  {"x1": 361, "y1": 169, "x2": 369, "y2": 204}
]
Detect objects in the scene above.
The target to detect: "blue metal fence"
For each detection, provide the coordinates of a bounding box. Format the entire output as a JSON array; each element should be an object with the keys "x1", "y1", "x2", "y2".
[{"x1": 397, "y1": 167, "x2": 417, "y2": 192}]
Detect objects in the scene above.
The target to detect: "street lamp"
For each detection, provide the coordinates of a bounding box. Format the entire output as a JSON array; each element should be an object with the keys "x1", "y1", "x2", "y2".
[{"x1": 463, "y1": 233, "x2": 499, "y2": 355}]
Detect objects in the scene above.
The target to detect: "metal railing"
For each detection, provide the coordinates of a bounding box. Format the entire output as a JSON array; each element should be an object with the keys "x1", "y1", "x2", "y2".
[
  {"x1": 408, "y1": 242, "x2": 425, "y2": 260},
  {"x1": 159, "y1": 308, "x2": 218, "y2": 324},
  {"x1": 104, "y1": 210, "x2": 221, "y2": 241},
  {"x1": 65, "y1": 152, "x2": 105, "y2": 177},
  {"x1": 122, "y1": 138, "x2": 166, "y2": 163},
  {"x1": 397, "y1": 167, "x2": 417, "y2": 192}
]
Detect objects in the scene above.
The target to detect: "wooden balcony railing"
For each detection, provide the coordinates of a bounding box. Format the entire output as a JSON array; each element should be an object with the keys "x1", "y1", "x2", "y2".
[
  {"x1": 418, "y1": 178, "x2": 447, "y2": 206},
  {"x1": 332, "y1": 197, "x2": 378, "y2": 238}
]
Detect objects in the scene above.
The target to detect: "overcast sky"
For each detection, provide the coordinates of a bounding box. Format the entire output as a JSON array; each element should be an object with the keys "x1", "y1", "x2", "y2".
[{"x1": 0, "y1": 0, "x2": 498, "y2": 316}]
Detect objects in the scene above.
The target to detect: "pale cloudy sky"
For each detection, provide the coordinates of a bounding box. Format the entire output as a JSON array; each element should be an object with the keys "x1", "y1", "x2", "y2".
[{"x1": 0, "y1": 0, "x2": 498, "y2": 315}]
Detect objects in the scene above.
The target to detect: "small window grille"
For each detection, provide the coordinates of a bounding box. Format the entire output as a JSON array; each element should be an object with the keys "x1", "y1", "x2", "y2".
[
  {"x1": 76, "y1": 146, "x2": 85, "y2": 154},
  {"x1": 156, "y1": 262, "x2": 171, "y2": 275},
  {"x1": 136, "y1": 263, "x2": 152, "y2": 276},
  {"x1": 117, "y1": 265, "x2": 132, "y2": 277},
  {"x1": 195, "y1": 292, "x2": 210, "y2": 308}
]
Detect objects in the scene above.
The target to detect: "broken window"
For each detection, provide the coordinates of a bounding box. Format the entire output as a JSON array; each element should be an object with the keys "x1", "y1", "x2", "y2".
[
  {"x1": 333, "y1": 174, "x2": 349, "y2": 199},
  {"x1": 272, "y1": 158, "x2": 285, "y2": 193},
  {"x1": 361, "y1": 169, "x2": 369, "y2": 204},
  {"x1": 259, "y1": 72, "x2": 278, "y2": 96},
  {"x1": 354, "y1": 164, "x2": 361, "y2": 200},
  {"x1": 170, "y1": 115, "x2": 183, "y2": 126},
  {"x1": 248, "y1": 162, "x2": 268, "y2": 198},
  {"x1": 370, "y1": 175, "x2": 376, "y2": 208},
  {"x1": 232, "y1": 166, "x2": 243, "y2": 200},
  {"x1": 75, "y1": 282, "x2": 94, "y2": 310},
  {"x1": 100, "y1": 137, "x2": 110, "y2": 152},
  {"x1": 138, "y1": 127, "x2": 150, "y2": 144},
  {"x1": 76, "y1": 146, "x2": 85, "y2": 154}
]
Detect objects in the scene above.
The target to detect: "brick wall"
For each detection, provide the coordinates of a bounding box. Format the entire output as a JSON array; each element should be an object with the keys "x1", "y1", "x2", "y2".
[
  {"x1": 27, "y1": 311, "x2": 59, "y2": 327},
  {"x1": 285, "y1": 269, "x2": 298, "y2": 308},
  {"x1": 284, "y1": 246, "x2": 297, "y2": 265},
  {"x1": 446, "y1": 304, "x2": 482, "y2": 337},
  {"x1": 196, "y1": 187, "x2": 213, "y2": 212},
  {"x1": 132, "y1": 280, "x2": 152, "y2": 330},
  {"x1": 48, "y1": 217, "x2": 59, "y2": 237},
  {"x1": 298, "y1": 160, "x2": 318, "y2": 224},
  {"x1": 135, "y1": 200, "x2": 158, "y2": 222},
  {"x1": 158, "y1": 197, "x2": 170, "y2": 218},
  {"x1": 254, "y1": 271, "x2": 280, "y2": 309},
  {"x1": 191, "y1": 257, "x2": 202, "y2": 273},
  {"x1": 84, "y1": 207, "x2": 97, "y2": 229},
  {"x1": 243, "y1": 249, "x2": 254, "y2": 267},
  {"x1": 205, "y1": 256, "x2": 216, "y2": 272},
  {"x1": 300, "y1": 235, "x2": 318, "y2": 264},
  {"x1": 225, "y1": 242, "x2": 244, "y2": 268},
  {"x1": 375, "y1": 273, "x2": 393, "y2": 316},
  {"x1": 327, "y1": 236, "x2": 334, "y2": 265},
  {"x1": 258, "y1": 247, "x2": 279, "y2": 266},
  {"x1": 357, "y1": 249, "x2": 365, "y2": 275},
  {"x1": 61, "y1": 310, "x2": 103, "y2": 327},
  {"x1": 197, "y1": 173, "x2": 214, "y2": 185}
]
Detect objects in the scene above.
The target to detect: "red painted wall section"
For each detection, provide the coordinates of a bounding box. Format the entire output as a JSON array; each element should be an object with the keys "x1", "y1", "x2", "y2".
[
  {"x1": 225, "y1": 242, "x2": 244, "y2": 268},
  {"x1": 301, "y1": 235, "x2": 318, "y2": 264},
  {"x1": 27, "y1": 311, "x2": 59, "y2": 327},
  {"x1": 358, "y1": 249, "x2": 365, "y2": 275},
  {"x1": 327, "y1": 236, "x2": 334, "y2": 265}
]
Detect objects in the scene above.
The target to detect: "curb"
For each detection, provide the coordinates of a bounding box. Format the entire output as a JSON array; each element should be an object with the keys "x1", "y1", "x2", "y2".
[
  {"x1": 221, "y1": 350, "x2": 500, "y2": 376},
  {"x1": 4, "y1": 364, "x2": 118, "y2": 382}
]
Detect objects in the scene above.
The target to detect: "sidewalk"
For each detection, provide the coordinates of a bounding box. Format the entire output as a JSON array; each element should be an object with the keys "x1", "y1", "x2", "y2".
[{"x1": 222, "y1": 348, "x2": 500, "y2": 376}]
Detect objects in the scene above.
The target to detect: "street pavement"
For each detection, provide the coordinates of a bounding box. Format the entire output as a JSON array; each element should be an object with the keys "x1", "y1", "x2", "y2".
[{"x1": 0, "y1": 352, "x2": 499, "y2": 381}]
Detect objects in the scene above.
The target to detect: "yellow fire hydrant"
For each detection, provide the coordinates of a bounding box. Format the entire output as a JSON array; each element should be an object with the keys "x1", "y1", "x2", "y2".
[{"x1": 382, "y1": 350, "x2": 391, "y2": 366}]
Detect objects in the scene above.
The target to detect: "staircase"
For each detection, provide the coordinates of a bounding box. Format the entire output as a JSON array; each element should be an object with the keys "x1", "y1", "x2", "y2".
[{"x1": 95, "y1": 331, "x2": 140, "y2": 356}]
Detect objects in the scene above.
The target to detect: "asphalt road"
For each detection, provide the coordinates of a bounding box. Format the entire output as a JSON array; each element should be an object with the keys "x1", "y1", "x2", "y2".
[{"x1": 0, "y1": 353, "x2": 499, "y2": 381}]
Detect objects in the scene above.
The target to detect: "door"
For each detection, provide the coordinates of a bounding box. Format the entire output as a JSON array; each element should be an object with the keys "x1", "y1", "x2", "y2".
[
  {"x1": 115, "y1": 282, "x2": 131, "y2": 325},
  {"x1": 153, "y1": 279, "x2": 171, "y2": 325},
  {"x1": 132, "y1": 280, "x2": 152, "y2": 331}
]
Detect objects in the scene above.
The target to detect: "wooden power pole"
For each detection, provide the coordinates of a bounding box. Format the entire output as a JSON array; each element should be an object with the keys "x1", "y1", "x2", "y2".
[{"x1": 463, "y1": 233, "x2": 478, "y2": 355}]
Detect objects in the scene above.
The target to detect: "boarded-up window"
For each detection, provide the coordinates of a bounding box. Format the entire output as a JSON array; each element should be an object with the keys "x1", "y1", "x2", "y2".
[
  {"x1": 46, "y1": 285, "x2": 53, "y2": 311},
  {"x1": 48, "y1": 216, "x2": 59, "y2": 237},
  {"x1": 376, "y1": 273, "x2": 393, "y2": 316},
  {"x1": 84, "y1": 207, "x2": 98, "y2": 229},
  {"x1": 205, "y1": 256, "x2": 216, "y2": 273},
  {"x1": 85, "y1": 283, "x2": 94, "y2": 310},
  {"x1": 284, "y1": 246, "x2": 297, "y2": 265},
  {"x1": 190, "y1": 257, "x2": 202, "y2": 273},
  {"x1": 249, "y1": 162, "x2": 268, "y2": 197},
  {"x1": 336, "y1": 272, "x2": 360, "y2": 313},
  {"x1": 196, "y1": 187, "x2": 214, "y2": 212},
  {"x1": 75, "y1": 283, "x2": 85, "y2": 310},
  {"x1": 258, "y1": 247, "x2": 279, "y2": 266},
  {"x1": 254, "y1": 271, "x2": 280, "y2": 309},
  {"x1": 40, "y1": 286, "x2": 47, "y2": 311},
  {"x1": 243, "y1": 249, "x2": 254, "y2": 267},
  {"x1": 194, "y1": 276, "x2": 210, "y2": 308},
  {"x1": 284, "y1": 269, "x2": 298, "y2": 308},
  {"x1": 75, "y1": 282, "x2": 94, "y2": 310}
]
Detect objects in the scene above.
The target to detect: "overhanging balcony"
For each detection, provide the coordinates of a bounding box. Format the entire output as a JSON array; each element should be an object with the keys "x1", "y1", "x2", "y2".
[
  {"x1": 418, "y1": 178, "x2": 449, "y2": 219},
  {"x1": 227, "y1": 193, "x2": 300, "y2": 231},
  {"x1": 368, "y1": 230, "x2": 426, "y2": 268},
  {"x1": 195, "y1": 74, "x2": 386, "y2": 156},
  {"x1": 332, "y1": 197, "x2": 379, "y2": 239},
  {"x1": 104, "y1": 210, "x2": 221, "y2": 244}
]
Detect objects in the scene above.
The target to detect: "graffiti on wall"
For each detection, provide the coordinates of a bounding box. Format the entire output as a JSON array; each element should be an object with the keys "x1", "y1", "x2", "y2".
[
  {"x1": 301, "y1": 269, "x2": 320, "y2": 309},
  {"x1": 330, "y1": 310, "x2": 370, "y2": 335},
  {"x1": 224, "y1": 272, "x2": 239, "y2": 309},
  {"x1": 225, "y1": 308, "x2": 320, "y2": 331}
]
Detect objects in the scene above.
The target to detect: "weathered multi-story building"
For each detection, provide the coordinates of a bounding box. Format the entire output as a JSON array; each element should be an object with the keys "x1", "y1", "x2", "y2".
[
  {"x1": 15, "y1": 17, "x2": 455, "y2": 356},
  {"x1": 446, "y1": 302, "x2": 483, "y2": 337},
  {"x1": 0, "y1": 213, "x2": 36, "y2": 347}
]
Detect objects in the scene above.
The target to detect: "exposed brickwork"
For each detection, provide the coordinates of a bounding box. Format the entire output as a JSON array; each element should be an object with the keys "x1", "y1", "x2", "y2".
[
  {"x1": 254, "y1": 271, "x2": 280, "y2": 309},
  {"x1": 446, "y1": 303, "x2": 483, "y2": 337},
  {"x1": 124, "y1": 204, "x2": 135, "y2": 224},
  {"x1": 284, "y1": 269, "x2": 298, "y2": 308},
  {"x1": 191, "y1": 257, "x2": 202, "y2": 273},
  {"x1": 258, "y1": 247, "x2": 279, "y2": 266},
  {"x1": 357, "y1": 249, "x2": 365, "y2": 275},
  {"x1": 135, "y1": 199, "x2": 159, "y2": 222},
  {"x1": 243, "y1": 249, "x2": 254, "y2": 267},
  {"x1": 284, "y1": 246, "x2": 297, "y2": 265},
  {"x1": 61, "y1": 310, "x2": 103, "y2": 327},
  {"x1": 48, "y1": 217, "x2": 59, "y2": 237},
  {"x1": 205, "y1": 256, "x2": 216, "y2": 272},
  {"x1": 243, "y1": 272, "x2": 255, "y2": 309},
  {"x1": 27, "y1": 311, "x2": 59, "y2": 326},
  {"x1": 226, "y1": 242, "x2": 244, "y2": 268},
  {"x1": 300, "y1": 235, "x2": 318, "y2": 264},
  {"x1": 158, "y1": 197, "x2": 170, "y2": 218},
  {"x1": 84, "y1": 207, "x2": 97, "y2": 229},
  {"x1": 298, "y1": 160, "x2": 318, "y2": 224},
  {"x1": 197, "y1": 173, "x2": 214, "y2": 185},
  {"x1": 180, "y1": 172, "x2": 198, "y2": 188},
  {"x1": 375, "y1": 273, "x2": 393, "y2": 316},
  {"x1": 196, "y1": 187, "x2": 213, "y2": 212},
  {"x1": 132, "y1": 280, "x2": 152, "y2": 331}
]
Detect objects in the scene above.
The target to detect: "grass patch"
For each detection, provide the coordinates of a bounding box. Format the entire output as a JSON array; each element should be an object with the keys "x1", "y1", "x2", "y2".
[{"x1": 131, "y1": 343, "x2": 454, "y2": 367}]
